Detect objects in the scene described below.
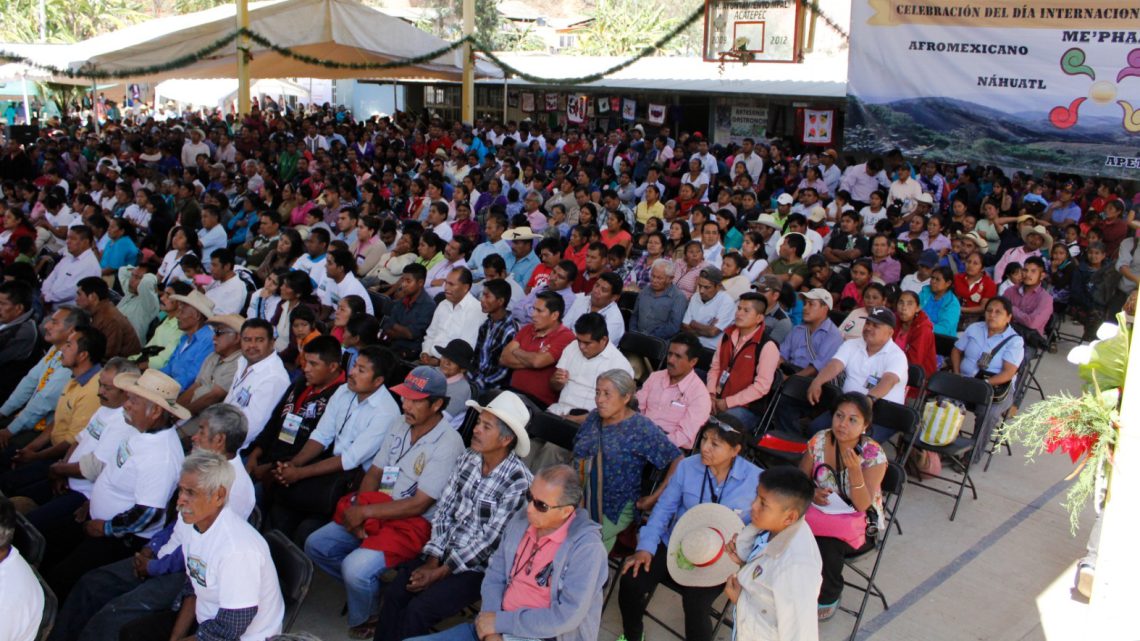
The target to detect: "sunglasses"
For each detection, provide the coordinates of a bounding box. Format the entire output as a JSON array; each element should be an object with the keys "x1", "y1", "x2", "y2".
[
  {"x1": 706, "y1": 416, "x2": 741, "y2": 434},
  {"x1": 526, "y1": 489, "x2": 572, "y2": 513},
  {"x1": 212, "y1": 328, "x2": 237, "y2": 336}
]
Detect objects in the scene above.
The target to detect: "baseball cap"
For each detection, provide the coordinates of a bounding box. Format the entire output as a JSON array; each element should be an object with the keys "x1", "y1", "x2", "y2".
[
  {"x1": 754, "y1": 275, "x2": 781, "y2": 292},
  {"x1": 914, "y1": 193, "x2": 934, "y2": 205},
  {"x1": 917, "y1": 250, "x2": 940, "y2": 268},
  {"x1": 800, "y1": 288, "x2": 834, "y2": 309},
  {"x1": 776, "y1": 193, "x2": 795, "y2": 205},
  {"x1": 865, "y1": 306, "x2": 897, "y2": 327},
  {"x1": 698, "y1": 266, "x2": 723, "y2": 286},
  {"x1": 391, "y1": 366, "x2": 448, "y2": 400}
]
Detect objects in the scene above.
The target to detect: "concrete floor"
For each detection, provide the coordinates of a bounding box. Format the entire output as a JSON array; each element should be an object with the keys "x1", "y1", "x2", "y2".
[{"x1": 289, "y1": 346, "x2": 1097, "y2": 641}]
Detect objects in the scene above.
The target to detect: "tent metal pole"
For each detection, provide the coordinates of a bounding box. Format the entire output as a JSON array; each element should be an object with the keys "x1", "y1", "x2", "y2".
[
  {"x1": 236, "y1": 0, "x2": 251, "y2": 116},
  {"x1": 461, "y1": 0, "x2": 474, "y2": 125},
  {"x1": 92, "y1": 78, "x2": 100, "y2": 135},
  {"x1": 502, "y1": 75, "x2": 507, "y2": 123},
  {"x1": 20, "y1": 74, "x2": 30, "y2": 126}
]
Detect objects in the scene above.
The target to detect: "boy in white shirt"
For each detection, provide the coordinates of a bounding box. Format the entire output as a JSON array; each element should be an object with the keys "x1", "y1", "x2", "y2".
[{"x1": 900, "y1": 249, "x2": 937, "y2": 295}]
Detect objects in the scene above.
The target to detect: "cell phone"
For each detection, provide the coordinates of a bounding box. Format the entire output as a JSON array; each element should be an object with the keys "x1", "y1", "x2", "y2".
[{"x1": 853, "y1": 443, "x2": 863, "y2": 456}]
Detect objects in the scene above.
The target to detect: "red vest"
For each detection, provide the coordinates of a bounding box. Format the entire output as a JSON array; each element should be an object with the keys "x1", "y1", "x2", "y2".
[{"x1": 715, "y1": 323, "x2": 770, "y2": 399}]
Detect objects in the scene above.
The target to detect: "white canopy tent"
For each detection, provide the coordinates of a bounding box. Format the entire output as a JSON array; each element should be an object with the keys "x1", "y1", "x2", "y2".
[
  {"x1": 155, "y1": 77, "x2": 311, "y2": 110},
  {"x1": 69, "y1": 0, "x2": 500, "y2": 83}
]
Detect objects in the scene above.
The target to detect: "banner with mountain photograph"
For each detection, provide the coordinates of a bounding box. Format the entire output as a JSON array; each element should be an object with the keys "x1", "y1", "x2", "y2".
[{"x1": 845, "y1": 0, "x2": 1140, "y2": 178}]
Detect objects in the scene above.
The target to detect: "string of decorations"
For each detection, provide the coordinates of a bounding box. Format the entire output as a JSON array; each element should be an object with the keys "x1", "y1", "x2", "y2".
[{"x1": 0, "y1": 0, "x2": 847, "y2": 83}]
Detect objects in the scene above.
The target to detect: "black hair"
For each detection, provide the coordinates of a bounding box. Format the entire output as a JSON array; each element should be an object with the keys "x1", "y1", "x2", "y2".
[
  {"x1": 555, "y1": 259, "x2": 579, "y2": 282},
  {"x1": 345, "y1": 313, "x2": 381, "y2": 345},
  {"x1": 241, "y1": 318, "x2": 275, "y2": 338},
  {"x1": 72, "y1": 324, "x2": 107, "y2": 365},
  {"x1": 783, "y1": 233, "x2": 806, "y2": 258},
  {"x1": 596, "y1": 272, "x2": 623, "y2": 297},
  {"x1": 328, "y1": 248, "x2": 356, "y2": 272},
  {"x1": 211, "y1": 247, "x2": 236, "y2": 269},
  {"x1": 0, "y1": 280, "x2": 33, "y2": 311},
  {"x1": 668, "y1": 331, "x2": 702, "y2": 360},
  {"x1": 758, "y1": 466, "x2": 815, "y2": 519},
  {"x1": 303, "y1": 335, "x2": 344, "y2": 364},
  {"x1": 402, "y1": 263, "x2": 427, "y2": 282},
  {"x1": 535, "y1": 290, "x2": 565, "y2": 320},
  {"x1": 987, "y1": 295, "x2": 1014, "y2": 316},
  {"x1": 77, "y1": 276, "x2": 110, "y2": 300},
  {"x1": 573, "y1": 312, "x2": 608, "y2": 340},
  {"x1": 356, "y1": 345, "x2": 396, "y2": 381},
  {"x1": 308, "y1": 227, "x2": 331, "y2": 246},
  {"x1": 739, "y1": 291, "x2": 768, "y2": 315},
  {"x1": 482, "y1": 278, "x2": 512, "y2": 305}
]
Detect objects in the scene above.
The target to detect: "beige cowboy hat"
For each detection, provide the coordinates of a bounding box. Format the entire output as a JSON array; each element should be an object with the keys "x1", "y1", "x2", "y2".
[
  {"x1": 957, "y1": 231, "x2": 989, "y2": 251},
  {"x1": 113, "y1": 370, "x2": 191, "y2": 420},
  {"x1": 1020, "y1": 224, "x2": 1053, "y2": 248},
  {"x1": 503, "y1": 227, "x2": 538, "y2": 242},
  {"x1": 465, "y1": 391, "x2": 532, "y2": 457},
  {"x1": 751, "y1": 213, "x2": 781, "y2": 231},
  {"x1": 172, "y1": 291, "x2": 216, "y2": 320},
  {"x1": 207, "y1": 314, "x2": 244, "y2": 333},
  {"x1": 667, "y1": 503, "x2": 746, "y2": 587}
]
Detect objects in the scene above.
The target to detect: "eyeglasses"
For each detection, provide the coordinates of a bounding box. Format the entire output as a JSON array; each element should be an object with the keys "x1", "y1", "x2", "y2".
[
  {"x1": 212, "y1": 328, "x2": 236, "y2": 336},
  {"x1": 706, "y1": 416, "x2": 741, "y2": 434},
  {"x1": 526, "y1": 489, "x2": 572, "y2": 513}
]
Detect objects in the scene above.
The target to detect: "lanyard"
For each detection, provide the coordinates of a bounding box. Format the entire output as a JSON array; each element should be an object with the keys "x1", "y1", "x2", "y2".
[
  {"x1": 337, "y1": 395, "x2": 364, "y2": 440},
  {"x1": 700, "y1": 459, "x2": 734, "y2": 505},
  {"x1": 231, "y1": 363, "x2": 256, "y2": 391},
  {"x1": 716, "y1": 328, "x2": 761, "y2": 395}
]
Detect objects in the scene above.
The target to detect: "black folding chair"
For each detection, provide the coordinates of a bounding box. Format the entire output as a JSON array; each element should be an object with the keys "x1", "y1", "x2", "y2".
[
  {"x1": 696, "y1": 346, "x2": 716, "y2": 373},
  {"x1": 839, "y1": 461, "x2": 907, "y2": 641},
  {"x1": 526, "y1": 411, "x2": 579, "y2": 451},
  {"x1": 908, "y1": 372, "x2": 993, "y2": 521},
  {"x1": 247, "y1": 505, "x2": 263, "y2": 531},
  {"x1": 35, "y1": 567, "x2": 57, "y2": 641},
  {"x1": 459, "y1": 389, "x2": 501, "y2": 446},
  {"x1": 934, "y1": 334, "x2": 957, "y2": 364},
  {"x1": 749, "y1": 375, "x2": 840, "y2": 467},
  {"x1": 618, "y1": 290, "x2": 639, "y2": 314},
  {"x1": 14, "y1": 511, "x2": 46, "y2": 568},
  {"x1": 619, "y1": 331, "x2": 670, "y2": 383},
  {"x1": 639, "y1": 582, "x2": 733, "y2": 641},
  {"x1": 871, "y1": 399, "x2": 920, "y2": 535},
  {"x1": 264, "y1": 529, "x2": 315, "y2": 633},
  {"x1": 906, "y1": 363, "x2": 927, "y2": 408}
]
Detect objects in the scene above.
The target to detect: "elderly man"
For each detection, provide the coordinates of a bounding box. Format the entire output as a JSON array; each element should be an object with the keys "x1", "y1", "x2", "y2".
[
  {"x1": 549, "y1": 313, "x2": 634, "y2": 420},
  {"x1": 0, "y1": 305, "x2": 88, "y2": 451},
  {"x1": 376, "y1": 392, "x2": 534, "y2": 641},
  {"x1": 681, "y1": 266, "x2": 736, "y2": 351},
  {"x1": 630, "y1": 259, "x2": 688, "y2": 340},
  {"x1": 807, "y1": 307, "x2": 909, "y2": 433},
  {"x1": 224, "y1": 319, "x2": 291, "y2": 449},
  {"x1": 48, "y1": 404, "x2": 254, "y2": 641},
  {"x1": 42, "y1": 225, "x2": 102, "y2": 306},
  {"x1": 116, "y1": 264, "x2": 161, "y2": 344},
  {"x1": 636, "y1": 332, "x2": 712, "y2": 450},
  {"x1": 304, "y1": 367, "x2": 465, "y2": 637},
  {"x1": 175, "y1": 314, "x2": 244, "y2": 436},
  {"x1": 161, "y1": 290, "x2": 216, "y2": 391},
  {"x1": 267, "y1": 344, "x2": 401, "y2": 540},
  {"x1": 45, "y1": 369, "x2": 188, "y2": 600},
  {"x1": 706, "y1": 293, "x2": 782, "y2": 433},
  {"x1": 406, "y1": 465, "x2": 607, "y2": 641},
  {"x1": 1, "y1": 495, "x2": 45, "y2": 641},
  {"x1": 2, "y1": 326, "x2": 105, "y2": 499},
  {"x1": 420, "y1": 267, "x2": 486, "y2": 365},
  {"x1": 118, "y1": 450, "x2": 284, "y2": 641}
]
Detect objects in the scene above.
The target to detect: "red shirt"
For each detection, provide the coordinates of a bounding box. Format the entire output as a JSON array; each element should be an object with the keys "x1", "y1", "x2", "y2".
[
  {"x1": 526, "y1": 263, "x2": 554, "y2": 291},
  {"x1": 1097, "y1": 217, "x2": 1129, "y2": 259},
  {"x1": 953, "y1": 272, "x2": 997, "y2": 309},
  {"x1": 563, "y1": 243, "x2": 588, "y2": 272},
  {"x1": 502, "y1": 512, "x2": 576, "y2": 610},
  {"x1": 510, "y1": 324, "x2": 575, "y2": 405}
]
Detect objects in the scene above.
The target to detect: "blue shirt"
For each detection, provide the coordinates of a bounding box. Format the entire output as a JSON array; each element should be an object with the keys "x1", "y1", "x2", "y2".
[
  {"x1": 779, "y1": 318, "x2": 844, "y2": 372},
  {"x1": 161, "y1": 325, "x2": 215, "y2": 391},
  {"x1": 469, "y1": 239, "x2": 510, "y2": 280},
  {"x1": 307, "y1": 384, "x2": 401, "y2": 471},
  {"x1": 505, "y1": 251, "x2": 540, "y2": 288},
  {"x1": 919, "y1": 286, "x2": 961, "y2": 337},
  {"x1": 99, "y1": 236, "x2": 139, "y2": 271},
  {"x1": 955, "y1": 322, "x2": 1024, "y2": 384},
  {"x1": 637, "y1": 454, "x2": 762, "y2": 553}
]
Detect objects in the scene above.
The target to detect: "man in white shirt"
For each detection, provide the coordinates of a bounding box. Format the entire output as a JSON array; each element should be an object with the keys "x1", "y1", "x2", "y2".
[
  {"x1": 690, "y1": 139, "x2": 718, "y2": 181},
  {"x1": 293, "y1": 228, "x2": 332, "y2": 306},
  {"x1": 180, "y1": 128, "x2": 211, "y2": 169},
  {"x1": 188, "y1": 404, "x2": 256, "y2": 520},
  {"x1": 806, "y1": 307, "x2": 909, "y2": 434},
  {"x1": 888, "y1": 163, "x2": 924, "y2": 207},
  {"x1": 197, "y1": 206, "x2": 228, "y2": 263},
  {"x1": 424, "y1": 202, "x2": 454, "y2": 243},
  {"x1": 38, "y1": 191, "x2": 77, "y2": 254},
  {"x1": 119, "y1": 450, "x2": 284, "y2": 641},
  {"x1": 735, "y1": 137, "x2": 765, "y2": 183},
  {"x1": 424, "y1": 238, "x2": 468, "y2": 299},
  {"x1": 420, "y1": 267, "x2": 486, "y2": 365},
  {"x1": 0, "y1": 496, "x2": 44, "y2": 641},
  {"x1": 223, "y1": 319, "x2": 291, "y2": 449},
  {"x1": 819, "y1": 149, "x2": 843, "y2": 196},
  {"x1": 42, "y1": 225, "x2": 102, "y2": 306},
  {"x1": 699, "y1": 220, "x2": 725, "y2": 268},
  {"x1": 303, "y1": 123, "x2": 330, "y2": 154},
  {"x1": 204, "y1": 249, "x2": 247, "y2": 316},
  {"x1": 562, "y1": 272, "x2": 626, "y2": 347},
  {"x1": 549, "y1": 312, "x2": 634, "y2": 419},
  {"x1": 323, "y1": 249, "x2": 374, "y2": 314},
  {"x1": 681, "y1": 267, "x2": 737, "y2": 350}
]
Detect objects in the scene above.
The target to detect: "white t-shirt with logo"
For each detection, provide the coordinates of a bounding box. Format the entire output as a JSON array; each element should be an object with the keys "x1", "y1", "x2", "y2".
[
  {"x1": 90, "y1": 427, "x2": 184, "y2": 539},
  {"x1": 181, "y1": 508, "x2": 285, "y2": 640},
  {"x1": 67, "y1": 406, "x2": 133, "y2": 498},
  {"x1": 832, "y1": 338, "x2": 909, "y2": 405}
]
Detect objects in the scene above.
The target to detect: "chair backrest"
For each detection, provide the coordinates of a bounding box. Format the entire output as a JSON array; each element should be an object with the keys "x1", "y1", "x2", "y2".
[
  {"x1": 459, "y1": 386, "x2": 498, "y2": 446},
  {"x1": 618, "y1": 290, "x2": 638, "y2": 313},
  {"x1": 872, "y1": 399, "x2": 920, "y2": 463},
  {"x1": 934, "y1": 333, "x2": 957, "y2": 358},
  {"x1": 696, "y1": 346, "x2": 716, "y2": 373},
  {"x1": 925, "y1": 371, "x2": 993, "y2": 435},
  {"x1": 907, "y1": 364, "x2": 926, "y2": 392},
  {"x1": 618, "y1": 331, "x2": 669, "y2": 371},
  {"x1": 526, "y1": 411, "x2": 579, "y2": 452},
  {"x1": 35, "y1": 568, "x2": 57, "y2": 641},
  {"x1": 247, "y1": 505, "x2": 263, "y2": 531},
  {"x1": 778, "y1": 375, "x2": 842, "y2": 411},
  {"x1": 15, "y1": 512, "x2": 46, "y2": 568},
  {"x1": 263, "y1": 529, "x2": 314, "y2": 633}
]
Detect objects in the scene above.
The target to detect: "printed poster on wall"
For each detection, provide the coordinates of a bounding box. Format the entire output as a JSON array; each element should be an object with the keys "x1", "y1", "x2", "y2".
[
  {"x1": 713, "y1": 100, "x2": 768, "y2": 144},
  {"x1": 567, "y1": 95, "x2": 588, "y2": 124},
  {"x1": 545, "y1": 93, "x2": 560, "y2": 112},
  {"x1": 648, "y1": 103, "x2": 667, "y2": 125},
  {"x1": 846, "y1": 0, "x2": 1140, "y2": 178},
  {"x1": 802, "y1": 109, "x2": 834, "y2": 144},
  {"x1": 622, "y1": 98, "x2": 637, "y2": 121},
  {"x1": 520, "y1": 92, "x2": 535, "y2": 113},
  {"x1": 597, "y1": 96, "x2": 611, "y2": 114}
]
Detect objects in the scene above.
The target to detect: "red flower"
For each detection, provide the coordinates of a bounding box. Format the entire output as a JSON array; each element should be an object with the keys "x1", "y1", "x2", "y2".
[{"x1": 1045, "y1": 432, "x2": 1099, "y2": 463}]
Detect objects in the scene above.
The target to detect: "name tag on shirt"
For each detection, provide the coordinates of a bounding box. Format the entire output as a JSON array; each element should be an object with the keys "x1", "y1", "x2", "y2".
[
  {"x1": 866, "y1": 374, "x2": 881, "y2": 390},
  {"x1": 235, "y1": 387, "x2": 252, "y2": 407},
  {"x1": 87, "y1": 417, "x2": 106, "y2": 439},
  {"x1": 718, "y1": 370, "x2": 731, "y2": 387},
  {"x1": 671, "y1": 400, "x2": 687, "y2": 409},
  {"x1": 379, "y1": 465, "x2": 400, "y2": 494},
  {"x1": 279, "y1": 413, "x2": 303, "y2": 445}
]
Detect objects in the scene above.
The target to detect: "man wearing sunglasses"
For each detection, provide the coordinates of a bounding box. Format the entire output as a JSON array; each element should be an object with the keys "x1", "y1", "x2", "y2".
[
  {"x1": 406, "y1": 465, "x2": 607, "y2": 641},
  {"x1": 174, "y1": 314, "x2": 243, "y2": 439}
]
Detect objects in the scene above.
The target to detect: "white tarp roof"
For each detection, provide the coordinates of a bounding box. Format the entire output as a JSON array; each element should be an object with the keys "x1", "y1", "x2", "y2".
[
  {"x1": 155, "y1": 78, "x2": 311, "y2": 108},
  {"x1": 69, "y1": 0, "x2": 500, "y2": 82},
  {"x1": 480, "y1": 51, "x2": 849, "y2": 99}
]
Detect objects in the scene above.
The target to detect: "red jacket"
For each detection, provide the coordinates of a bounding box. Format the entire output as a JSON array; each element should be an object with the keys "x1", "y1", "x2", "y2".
[{"x1": 895, "y1": 310, "x2": 937, "y2": 380}]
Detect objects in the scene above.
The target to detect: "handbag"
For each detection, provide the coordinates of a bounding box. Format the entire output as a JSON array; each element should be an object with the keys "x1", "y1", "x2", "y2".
[
  {"x1": 975, "y1": 334, "x2": 1017, "y2": 403},
  {"x1": 920, "y1": 398, "x2": 966, "y2": 446},
  {"x1": 806, "y1": 504, "x2": 866, "y2": 549}
]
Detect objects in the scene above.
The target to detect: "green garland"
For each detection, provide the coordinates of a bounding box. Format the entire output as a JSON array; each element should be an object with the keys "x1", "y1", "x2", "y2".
[{"x1": 0, "y1": 0, "x2": 847, "y2": 84}]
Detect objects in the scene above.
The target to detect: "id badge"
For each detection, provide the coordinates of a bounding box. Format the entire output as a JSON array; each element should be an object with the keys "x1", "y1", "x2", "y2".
[
  {"x1": 235, "y1": 387, "x2": 252, "y2": 407},
  {"x1": 865, "y1": 374, "x2": 881, "y2": 390},
  {"x1": 718, "y1": 370, "x2": 731, "y2": 388},
  {"x1": 379, "y1": 465, "x2": 400, "y2": 494},
  {"x1": 278, "y1": 413, "x2": 303, "y2": 445}
]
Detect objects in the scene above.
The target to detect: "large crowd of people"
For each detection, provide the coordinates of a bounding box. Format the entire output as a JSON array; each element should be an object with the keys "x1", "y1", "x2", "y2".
[{"x1": 0, "y1": 102, "x2": 1134, "y2": 641}]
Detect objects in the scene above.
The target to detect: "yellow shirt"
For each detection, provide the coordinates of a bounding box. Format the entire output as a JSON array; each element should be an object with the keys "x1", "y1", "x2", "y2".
[
  {"x1": 635, "y1": 200, "x2": 665, "y2": 225},
  {"x1": 49, "y1": 366, "x2": 103, "y2": 446}
]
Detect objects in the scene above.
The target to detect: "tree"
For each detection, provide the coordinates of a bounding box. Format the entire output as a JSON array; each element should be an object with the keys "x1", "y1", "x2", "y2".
[
  {"x1": 571, "y1": 0, "x2": 686, "y2": 57},
  {"x1": 0, "y1": 0, "x2": 147, "y2": 43},
  {"x1": 412, "y1": 0, "x2": 503, "y2": 49}
]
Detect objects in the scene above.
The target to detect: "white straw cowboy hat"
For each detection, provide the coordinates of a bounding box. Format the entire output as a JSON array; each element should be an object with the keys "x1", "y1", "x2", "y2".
[
  {"x1": 113, "y1": 370, "x2": 191, "y2": 420},
  {"x1": 667, "y1": 503, "x2": 746, "y2": 587},
  {"x1": 503, "y1": 227, "x2": 538, "y2": 242},
  {"x1": 465, "y1": 391, "x2": 532, "y2": 457},
  {"x1": 207, "y1": 314, "x2": 245, "y2": 333},
  {"x1": 172, "y1": 290, "x2": 216, "y2": 320}
]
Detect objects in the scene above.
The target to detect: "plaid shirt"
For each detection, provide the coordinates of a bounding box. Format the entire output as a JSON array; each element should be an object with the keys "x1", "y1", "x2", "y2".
[
  {"x1": 473, "y1": 313, "x2": 520, "y2": 390},
  {"x1": 422, "y1": 449, "x2": 533, "y2": 573}
]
